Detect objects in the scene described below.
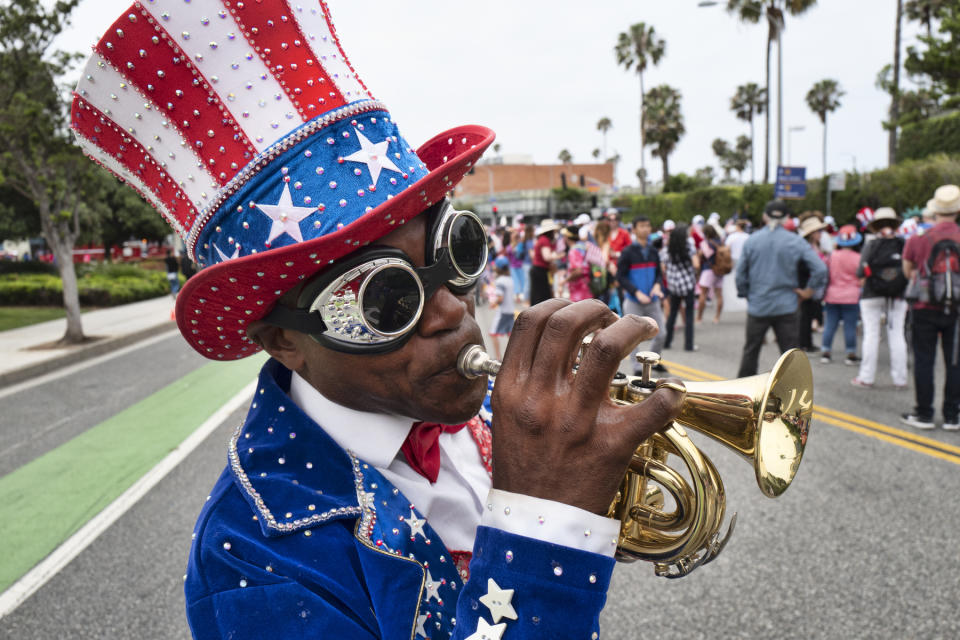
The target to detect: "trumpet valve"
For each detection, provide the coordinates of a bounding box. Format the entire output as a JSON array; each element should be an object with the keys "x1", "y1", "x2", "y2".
[{"x1": 634, "y1": 351, "x2": 661, "y2": 386}]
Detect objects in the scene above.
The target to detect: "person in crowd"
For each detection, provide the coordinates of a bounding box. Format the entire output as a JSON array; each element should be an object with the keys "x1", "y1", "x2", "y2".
[
  {"x1": 506, "y1": 228, "x2": 527, "y2": 304},
  {"x1": 179, "y1": 254, "x2": 197, "y2": 281},
  {"x1": 489, "y1": 256, "x2": 515, "y2": 358},
  {"x1": 71, "y1": 3, "x2": 688, "y2": 638},
  {"x1": 852, "y1": 208, "x2": 909, "y2": 389},
  {"x1": 695, "y1": 223, "x2": 727, "y2": 324},
  {"x1": 521, "y1": 223, "x2": 535, "y2": 302},
  {"x1": 660, "y1": 223, "x2": 700, "y2": 351},
  {"x1": 617, "y1": 216, "x2": 667, "y2": 373},
  {"x1": 724, "y1": 219, "x2": 750, "y2": 262},
  {"x1": 562, "y1": 226, "x2": 593, "y2": 302},
  {"x1": 690, "y1": 214, "x2": 705, "y2": 248},
  {"x1": 797, "y1": 216, "x2": 829, "y2": 352},
  {"x1": 820, "y1": 225, "x2": 863, "y2": 365},
  {"x1": 606, "y1": 208, "x2": 632, "y2": 260},
  {"x1": 901, "y1": 185, "x2": 960, "y2": 430},
  {"x1": 164, "y1": 249, "x2": 180, "y2": 297},
  {"x1": 529, "y1": 220, "x2": 561, "y2": 306},
  {"x1": 735, "y1": 200, "x2": 827, "y2": 377}
]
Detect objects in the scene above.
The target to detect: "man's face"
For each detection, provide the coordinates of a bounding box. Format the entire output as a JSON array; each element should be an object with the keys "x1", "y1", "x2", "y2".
[
  {"x1": 634, "y1": 220, "x2": 652, "y2": 241},
  {"x1": 278, "y1": 214, "x2": 488, "y2": 424}
]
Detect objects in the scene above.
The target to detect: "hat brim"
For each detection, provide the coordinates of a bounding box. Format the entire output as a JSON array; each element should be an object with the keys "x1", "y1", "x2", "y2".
[
  {"x1": 175, "y1": 124, "x2": 495, "y2": 361},
  {"x1": 867, "y1": 217, "x2": 901, "y2": 232},
  {"x1": 800, "y1": 221, "x2": 828, "y2": 238}
]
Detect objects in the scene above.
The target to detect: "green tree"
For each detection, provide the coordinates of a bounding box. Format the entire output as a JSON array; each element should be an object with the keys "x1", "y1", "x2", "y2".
[
  {"x1": 905, "y1": 3, "x2": 960, "y2": 104},
  {"x1": 643, "y1": 85, "x2": 685, "y2": 187},
  {"x1": 86, "y1": 170, "x2": 169, "y2": 262},
  {"x1": 558, "y1": 148, "x2": 573, "y2": 164},
  {"x1": 725, "y1": 0, "x2": 818, "y2": 183},
  {"x1": 596, "y1": 116, "x2": 612, "y2": 162},
  {"x1": 591, "y1": 148, "x2": 601, "y2": 160},
  {"x1": 0, "y1": 0, "x2": 102, "y2": 344},
  {"x1": 806, "y1": 79, "x2": 844, "y2": 180},
  {"x1": 730, "y1": 82, "x2": 767, "y2": 183},
  {"x1": 615, "y1": 23, "x2": 666, "y2": 196},
  {"x1": 906, "y1": 0, "x2": 948, "y2": 38}
]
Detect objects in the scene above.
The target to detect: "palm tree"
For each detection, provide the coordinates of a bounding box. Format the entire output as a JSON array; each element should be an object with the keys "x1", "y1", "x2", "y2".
[
  {"x1": 596, "y1": 117, "x2": 612, "y2": 161},
  {"x1": 889, "y1": 0, "x2": 903, "y2": 166},
  {"x1": 906, "y1": 0, "x2": 947, "y2": 38},
  {"x1": 592, "y1": 148, "x2": 601, "y2": 160},
  {"x1": 725, "y1": 0, "x2": 818, "y2": 183},
  {"x1": 615, "y1": 23, "x2": 666, "y2": 195},
  {"x1": 643, "y1": 85, "x2": 685, "y2": 187},
  {"x1": 730, "y1": 82, "x2": 767, "y2": 183},
  {"x1": 805, "y1": 79, "x2": 844, "y2": 180},
  {"x1": 558, "y1": 149, "x2": 573, "y2": 164}
]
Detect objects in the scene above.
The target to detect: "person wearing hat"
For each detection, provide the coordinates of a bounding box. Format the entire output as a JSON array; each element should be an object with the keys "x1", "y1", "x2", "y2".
[
  {"x1": 70, "y1": 3, "x2": 686, "y2": 638},
  {"x1": 529, "y1": 220, "x2": 562, "y2": 305},
  {"x1": 735, "y1": 200, "x2": 827, "y2": 377},
  {"x1": 796, "y1": 217, "x2": 829, "y2": 352},
  {"x1": 852, "y1": 207, "x2": 908, "y2": 390},
  {"x1": 820, "y1": 225, "x2": 863, "y2": 366},
  {"x1": 902, "y1": 185, "x2": 960, "y2": 430}
]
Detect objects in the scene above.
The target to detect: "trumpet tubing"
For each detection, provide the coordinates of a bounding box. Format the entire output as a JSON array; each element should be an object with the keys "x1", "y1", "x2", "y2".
[{"x1": 456, "y1": 344, "x2": 813, "y2": 578}]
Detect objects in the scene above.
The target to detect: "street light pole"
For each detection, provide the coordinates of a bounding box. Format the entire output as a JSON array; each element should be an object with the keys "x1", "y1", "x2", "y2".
[{"x1": 787, "y1": 125, "x2": 805, "y2": 166}]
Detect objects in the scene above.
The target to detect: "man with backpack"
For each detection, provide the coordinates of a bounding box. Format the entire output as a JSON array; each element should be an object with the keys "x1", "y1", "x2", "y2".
[
  {"x1": 901, "y1": 185, "x2": 960, "y2": 430},
  {"x1": 852, "y1": 208, "x2": 908, "y2": 390}
]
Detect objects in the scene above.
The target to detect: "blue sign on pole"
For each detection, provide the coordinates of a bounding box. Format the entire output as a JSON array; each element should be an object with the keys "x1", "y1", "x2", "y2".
[{"x1": 775, "y1": 166, "x2": 807, "y2": 200}]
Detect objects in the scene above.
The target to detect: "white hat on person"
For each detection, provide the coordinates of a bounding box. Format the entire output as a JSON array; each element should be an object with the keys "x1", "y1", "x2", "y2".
[
  {"x1": 535, "y1": 220, "x2": 562, "y2": 236},
  {"x1": 662, "y1": 219, "x2": 676, "y2": 231},
  {"x1": 931, "y1": 185, "x2": 960, "y2": 215},
  {"x1": 574, "y1": 213, "x2": 592, "y2": 225}
]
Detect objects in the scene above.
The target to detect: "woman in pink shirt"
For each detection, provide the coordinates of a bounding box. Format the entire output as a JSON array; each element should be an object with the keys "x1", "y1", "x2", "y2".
[{"x1": 821, "y1": 224, "x2": 863, "y2": 365}]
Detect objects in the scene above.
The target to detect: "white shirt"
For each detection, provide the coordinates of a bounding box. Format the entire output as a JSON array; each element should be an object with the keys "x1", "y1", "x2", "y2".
[
  {"x1": 724, "y1": 230, "x2": 750, "y2": 261},
  {"x1": 289, "y1": 372, "x2": 620, "y2": 556}
]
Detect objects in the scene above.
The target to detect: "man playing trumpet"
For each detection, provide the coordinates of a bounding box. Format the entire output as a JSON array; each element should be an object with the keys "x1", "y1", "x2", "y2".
[{"x1": 71, "y1": 1, "x2": 683, "y2": 637}]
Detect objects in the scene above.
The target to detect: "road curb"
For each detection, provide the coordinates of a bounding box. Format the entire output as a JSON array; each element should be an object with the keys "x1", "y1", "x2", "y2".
[{"x1": 0, "y1": 321, "x2": 177, "y2": 389}]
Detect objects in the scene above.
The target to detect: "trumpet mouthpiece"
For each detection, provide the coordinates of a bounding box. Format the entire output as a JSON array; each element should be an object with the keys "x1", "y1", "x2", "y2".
[{"x1": 457, "y1": 345, "x2": 501, "y2": 379}]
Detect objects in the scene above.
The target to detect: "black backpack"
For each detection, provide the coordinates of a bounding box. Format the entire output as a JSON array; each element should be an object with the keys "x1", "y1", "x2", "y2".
[
  {"x1": 865, "y1": 236, "x2": 907, "y2": 298},
  {"x1": 927, "y1": 237, "x2": 960, "y2": 313}
]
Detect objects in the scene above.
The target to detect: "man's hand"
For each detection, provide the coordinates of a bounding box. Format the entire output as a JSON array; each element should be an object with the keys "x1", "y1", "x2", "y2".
[
  {"x1": 651, "y1": 283, "x2": 663, "y2": 300},
  {"x1": 794, "y1": 287, "x2": 814, "y2": 301},
  {"x1": 490, "y1": 299, "x2": 685, "y2": 515},
  {"x1": 635, "y1": 291, "x2": 652, "y2": 305}
]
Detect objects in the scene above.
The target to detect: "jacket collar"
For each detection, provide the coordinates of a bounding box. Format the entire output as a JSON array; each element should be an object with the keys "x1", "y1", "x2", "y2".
[{"x1": 228, "y1": 358, "x2": 363, "y2": 537}]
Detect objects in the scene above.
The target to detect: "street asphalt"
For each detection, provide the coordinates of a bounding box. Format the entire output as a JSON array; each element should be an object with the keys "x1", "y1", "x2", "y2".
[{"x1": 1, "y1": 301, "x2": 959, "y2": 639}]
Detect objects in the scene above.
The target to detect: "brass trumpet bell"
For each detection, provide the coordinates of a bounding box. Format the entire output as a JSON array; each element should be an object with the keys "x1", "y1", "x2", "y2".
[{"x1": 608, "y1": 348, "x2": 812, "y2": 576}]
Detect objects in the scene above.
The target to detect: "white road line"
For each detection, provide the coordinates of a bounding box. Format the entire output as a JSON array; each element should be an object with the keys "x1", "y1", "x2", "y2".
[
  {"x1": 0, "y1": 329, "x2": 180, "y2": 401},
  {"x1": 0, "y1": 379, "x2": 257, "y2": 620}
]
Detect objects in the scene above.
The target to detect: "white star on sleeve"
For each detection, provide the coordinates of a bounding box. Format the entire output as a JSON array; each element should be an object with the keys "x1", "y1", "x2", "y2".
[
  {"x1": 478, "y1": 578, "x2": 517, "y2": 623},
  {"x1": 254, "y1": 183, "x2": 317, "y2": 244},
  {"x1": 423, "y1": 569, "x2": 442, "y2": 603},
  {"x1": 415, "y1": 613, "x2": 429, "y2": 638},
  {"x1": 405, "y1": 510, "x2": 427, "y2": 539},
  {"x1": 464, "y1": 617, "x2": 507, "y2": 640},
  {"x1": 342, "y1": 128, "x2": 402, "y2": 186}
]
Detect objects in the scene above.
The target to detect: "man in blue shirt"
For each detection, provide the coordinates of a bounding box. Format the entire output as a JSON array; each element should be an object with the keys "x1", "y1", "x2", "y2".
[
  {"x1": 736, "y1": 201, "x2": 828, "y2": 377},
  {"x1": 617, "y1": 216, "x2": 667, "y2": 373}
]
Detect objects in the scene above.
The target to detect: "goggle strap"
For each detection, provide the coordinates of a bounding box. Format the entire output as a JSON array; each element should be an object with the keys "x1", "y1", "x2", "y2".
[{"x1": 263, "y1": 305, "x2": 327, "y2": 334}]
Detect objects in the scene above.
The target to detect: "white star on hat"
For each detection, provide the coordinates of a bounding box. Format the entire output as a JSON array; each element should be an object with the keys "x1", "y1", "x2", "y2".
[
  {"x1": 255, "y1": 183, "x2": 317, "y2": 244},
  {"x1": 342, "y1": 128, "x2": 401, "y2": 186},
  {"x1": 214, "y1": 243, "x2": 240, "y2": 262},
  {"x1": 478, "y1": 578, "x2": 517, "y2": 623},
  {"x1": 465, "y1": 617, "x2": 507, "y2": 640},
  {"x1": 423, "y1": 569, "x2": 442, "y2": 603},
  {"x1": 405, "y1": 510, "x2": 427, "y2": 539}
]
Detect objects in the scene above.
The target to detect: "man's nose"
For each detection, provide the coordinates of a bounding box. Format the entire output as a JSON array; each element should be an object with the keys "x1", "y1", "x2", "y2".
[{"x1": 418, "y1": 284, "x2": 467, "y2": 336}]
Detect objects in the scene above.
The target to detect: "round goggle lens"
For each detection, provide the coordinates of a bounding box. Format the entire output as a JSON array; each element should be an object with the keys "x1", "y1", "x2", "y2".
[
  {"x1": 361, "y1": 267, "x2": 421, "y2": 334},
  {"x1": 448, "y1": 214, "x2": 486, "y2": 277}
]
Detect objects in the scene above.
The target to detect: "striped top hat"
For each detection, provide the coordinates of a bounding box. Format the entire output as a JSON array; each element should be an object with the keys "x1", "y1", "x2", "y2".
[{"x1": 70, "y1": 0, "x2": 494, "y2": 360}]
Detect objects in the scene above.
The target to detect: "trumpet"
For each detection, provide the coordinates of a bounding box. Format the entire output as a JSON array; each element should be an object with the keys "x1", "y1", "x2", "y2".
[{"x1": 456, "y1": 342, "x2": 813, "y2": 578}]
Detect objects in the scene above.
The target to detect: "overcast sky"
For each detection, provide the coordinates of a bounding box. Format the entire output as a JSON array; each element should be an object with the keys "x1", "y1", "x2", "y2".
[{"x1": 54, "y1": 0, "x2": 921, "y2": 188}]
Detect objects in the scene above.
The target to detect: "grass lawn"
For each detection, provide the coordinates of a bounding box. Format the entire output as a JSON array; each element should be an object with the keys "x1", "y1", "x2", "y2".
[{"x1": 0, "y1": 306, "x2": 70, "y2": 332}]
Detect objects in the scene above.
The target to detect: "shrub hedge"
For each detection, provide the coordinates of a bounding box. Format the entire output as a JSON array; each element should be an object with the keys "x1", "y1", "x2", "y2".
[
  {"x1": 898, "y1": 111, "x2": 960, "y2": 162},
  {"x1": 0, "y1": 263, "x2": 171, "y2": 306},
  {"x1": 613, "y1": 154, "x2": 960, "y2": 228}
]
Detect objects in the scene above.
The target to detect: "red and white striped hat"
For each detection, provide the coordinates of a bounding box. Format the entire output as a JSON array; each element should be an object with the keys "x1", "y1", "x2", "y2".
[{"x1": 70, "y1": 0, "x2": 494, "y2": 360}]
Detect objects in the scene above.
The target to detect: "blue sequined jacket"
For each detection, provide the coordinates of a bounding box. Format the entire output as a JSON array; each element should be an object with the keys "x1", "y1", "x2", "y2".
[{"x1": 184, "y1": 359, "x2": 615, "y2": 639}]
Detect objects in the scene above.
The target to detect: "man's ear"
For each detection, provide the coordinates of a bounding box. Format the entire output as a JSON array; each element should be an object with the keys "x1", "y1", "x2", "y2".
[{"x1": 247, "y1": 322, "x2": 306, "y2": 372}]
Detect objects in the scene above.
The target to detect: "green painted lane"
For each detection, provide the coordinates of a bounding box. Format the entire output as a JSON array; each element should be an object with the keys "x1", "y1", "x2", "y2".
[{"x1": 0, "y1": 354, "x2": 266, "y2": 592}]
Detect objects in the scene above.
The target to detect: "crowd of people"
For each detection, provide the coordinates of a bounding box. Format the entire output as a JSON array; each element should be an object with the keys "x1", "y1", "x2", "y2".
[{"x1": 483, "y1": 184, "x2": 960, "y2": 433}]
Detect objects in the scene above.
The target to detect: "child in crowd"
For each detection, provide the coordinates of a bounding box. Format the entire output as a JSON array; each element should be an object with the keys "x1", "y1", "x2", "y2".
[{"x1": 488, "y1": 256, "x2": 515, "y2": 359}]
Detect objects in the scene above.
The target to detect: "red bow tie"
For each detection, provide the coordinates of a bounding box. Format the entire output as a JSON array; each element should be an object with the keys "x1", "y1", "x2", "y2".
[{"x1": 400, "y1": 421, "x2": 467, "y2": 483}]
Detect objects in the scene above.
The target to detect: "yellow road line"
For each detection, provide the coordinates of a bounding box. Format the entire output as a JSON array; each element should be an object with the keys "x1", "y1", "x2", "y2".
[{"x1": 660, "y1": 358, "x2": 960, "y2": 465}]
